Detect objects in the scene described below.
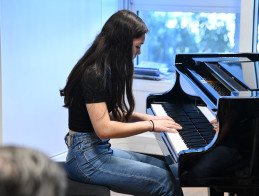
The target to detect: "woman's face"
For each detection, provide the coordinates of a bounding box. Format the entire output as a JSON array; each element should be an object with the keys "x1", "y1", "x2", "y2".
[{"x1": 132, "y1": 34, "x2": 145, "y2": 59}]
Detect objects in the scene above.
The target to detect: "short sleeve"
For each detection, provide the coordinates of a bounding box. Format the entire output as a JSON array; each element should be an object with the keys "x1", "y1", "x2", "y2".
[{"x1": 81, "y1": 70, "x2": 110, "y2": 104}]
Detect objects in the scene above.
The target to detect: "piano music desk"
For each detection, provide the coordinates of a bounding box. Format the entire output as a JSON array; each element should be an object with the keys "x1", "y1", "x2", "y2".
[{"x1": 110, "y1": 77, "x2": 174, "y2": 156}]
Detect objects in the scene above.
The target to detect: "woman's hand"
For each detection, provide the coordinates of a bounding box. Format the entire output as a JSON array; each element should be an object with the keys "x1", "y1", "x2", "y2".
[
  {"x1": 210, "y1": 119, "x2": 219, "y2": 134},
  {"x1": 151, "y1": 115, "x2": 174, "y2": 121},
  {"x1": 151, "y1": 117, "x2": 182, "y2": 133}
]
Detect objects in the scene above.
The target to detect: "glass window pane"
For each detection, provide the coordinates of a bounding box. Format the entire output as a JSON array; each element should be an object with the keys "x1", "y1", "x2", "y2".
[{"x1": 137, "y1": 11, "x2": 240, "y2": 69}]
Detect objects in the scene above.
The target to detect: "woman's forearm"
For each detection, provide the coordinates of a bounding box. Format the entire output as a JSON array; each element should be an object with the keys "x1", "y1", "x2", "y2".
[{"x1": 128, "y1": 112, "x2": 152, "y2": 122}]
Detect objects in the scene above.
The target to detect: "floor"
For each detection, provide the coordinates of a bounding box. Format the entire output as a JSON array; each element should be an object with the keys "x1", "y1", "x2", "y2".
[{"x1": 110, "y1": 187, "x2": 209, "y2": 196}]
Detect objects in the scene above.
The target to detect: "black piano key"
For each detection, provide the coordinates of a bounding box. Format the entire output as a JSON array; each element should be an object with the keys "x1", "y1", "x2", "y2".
[
  {"x1": 186, "y1": 141, "x2": 206, "y2": 148},
  {"x1": 191, "y1": 118, "x2": 210, "y2": 123},
  {"x1": 181, "y1": 124, "x2": 195, "y2": 129},
  {"x1": 166, "y1": 111, "x2": 186, "y2": 116},
  {"x1": 186, "y1": 138, "x2": 206, "y2": 144},
  {"x1": 189, "y1": 113, "x2": 208, "y2": 118},
  {"x1": 180, "y1": 133, "x2": 206, "y2": 142},
  {"x1": 182, "y1": 104, "x2": 196, "y2": 109},
  {"x1": 179, "y1": 133, "x2": 201, "y2": 139},
  {"x1": 193, "y1": 123, "x2": 214, "y2": 129},
  {"x1": 162, "y1": 103, "x2": 215, "y2": 150},
  {"x1": 179, "y1": 121, "x2": 193, "y2": 125},
  {"x1": 171, "y1": 117, "x2": 190, "y2": 122},
  {"x1": 171, "y1": 115, "x2": 188, "y2": 119},
  {"x1": 199, "y1": 132, "x2": 214, "y2": 138},
  {"x1": 169, "y1": 115, "x2": 188, "y2": 119},
  {"x1": 188, "y1": 114, "x2": 206, "y2": 119},
  {"x1": 179, "y1": 127, "x2": 199, "y2": 133},
  {"x1": 182, "y1": 136, "x2": 204, "y2": 142},
  {"x1": 198, "y1": 129, "x2": 215, "y2": 134}
]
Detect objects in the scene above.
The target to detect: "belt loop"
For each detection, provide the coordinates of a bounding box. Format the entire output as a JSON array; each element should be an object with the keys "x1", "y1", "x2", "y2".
[
  {"x1": 64, "y1": 133, "x2": 74, "y2": 147},
  {"x1": 69, "y1": 134, "x2": 73, "y2": 146}
]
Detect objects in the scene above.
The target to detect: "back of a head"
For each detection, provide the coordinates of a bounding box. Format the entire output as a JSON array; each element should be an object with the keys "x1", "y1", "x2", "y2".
[{"x1": 0, "y1": 146, "x2": 66, "y2": 196}]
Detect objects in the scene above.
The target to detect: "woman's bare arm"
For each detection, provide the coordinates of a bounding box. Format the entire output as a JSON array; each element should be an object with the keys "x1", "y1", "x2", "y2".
[{"x1": 87, "y1": 102, "x2": 182, "y2": 139}]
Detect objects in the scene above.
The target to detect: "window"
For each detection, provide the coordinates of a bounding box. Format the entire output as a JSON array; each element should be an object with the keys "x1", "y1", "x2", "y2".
[
  {"x1": 255, "y1": 0, "x2": 259, "y2": 52},
  {"x1": 253, "y1": 0, "x2": 259, "y2": 85},
  {"x1": 130, "y1": 0, "x2": 241, "y2": 71}
]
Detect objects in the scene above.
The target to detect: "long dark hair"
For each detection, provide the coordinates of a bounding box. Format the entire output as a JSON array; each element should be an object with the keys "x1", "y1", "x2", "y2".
[{"x1": 60, "y1": 10, "x2": 148, "y2": 121}]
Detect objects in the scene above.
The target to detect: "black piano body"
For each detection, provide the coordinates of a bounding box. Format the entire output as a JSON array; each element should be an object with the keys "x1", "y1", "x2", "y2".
[{"x1": 146, "y1": 53, "x2": 259, "y2": 196}]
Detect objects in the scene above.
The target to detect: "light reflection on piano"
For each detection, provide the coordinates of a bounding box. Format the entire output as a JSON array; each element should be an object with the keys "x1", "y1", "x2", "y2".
[{"x1": 147, "y1": 53, "x2": 259, "y2": 196}]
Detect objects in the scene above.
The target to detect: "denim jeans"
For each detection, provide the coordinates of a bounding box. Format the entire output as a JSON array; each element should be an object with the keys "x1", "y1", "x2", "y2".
[{"x1": 64, "y1": 132, "x2": 182, "y2": 196}]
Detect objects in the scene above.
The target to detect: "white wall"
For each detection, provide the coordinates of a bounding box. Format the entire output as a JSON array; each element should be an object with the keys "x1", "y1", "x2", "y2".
[
  {"x1": 0, "y1": 16, "x2": 2, "y2": 144},
  {"x1": 0, "y1": 0, "x2": 120, "y2": 157}
]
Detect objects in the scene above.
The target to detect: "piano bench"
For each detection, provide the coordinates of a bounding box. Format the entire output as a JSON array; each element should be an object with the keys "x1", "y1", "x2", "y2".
[
  {"x1": 59, "y1": 162, "x2": 111, "y2": 196},
  {"x1": 65, "y1": 177, "x2": 111, "y2": 196}
]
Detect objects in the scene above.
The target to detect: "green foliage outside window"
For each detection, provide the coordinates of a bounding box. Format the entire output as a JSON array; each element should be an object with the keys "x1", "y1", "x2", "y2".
[{"x1": 138, "y1": 12, "x2": 238, "y2": 68}]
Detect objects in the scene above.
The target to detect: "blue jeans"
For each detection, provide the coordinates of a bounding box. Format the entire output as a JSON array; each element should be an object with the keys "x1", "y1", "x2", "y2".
[{"x1": 64, "y1": 132, "x2": 182, "y2": 196}]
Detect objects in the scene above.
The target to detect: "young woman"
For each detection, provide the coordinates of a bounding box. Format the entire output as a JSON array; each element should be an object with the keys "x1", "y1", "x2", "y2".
[{"x1": 60, "y1": 10, "x2": 183, "y2": 196}]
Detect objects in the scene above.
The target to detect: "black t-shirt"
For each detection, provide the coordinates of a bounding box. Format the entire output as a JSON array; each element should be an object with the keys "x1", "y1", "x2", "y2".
[{"x1": 68, "y1": 69, "x2": 111, "y2": 132}]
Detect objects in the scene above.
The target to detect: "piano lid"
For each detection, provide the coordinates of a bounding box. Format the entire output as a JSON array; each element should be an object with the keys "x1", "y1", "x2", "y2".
[
  {"x1": 172, "y1": 53, "x2": 259, "y2": 111},
  {"x1": 193, "y1": 56, "x2": 259, "y2": 90}
]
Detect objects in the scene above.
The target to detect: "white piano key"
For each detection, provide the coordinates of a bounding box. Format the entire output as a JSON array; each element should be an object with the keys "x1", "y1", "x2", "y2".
[
  {"x1": 151, "y1": 104, "x2": 188, "y2": 155},
  {"x1": 197, "y1": 106, "x2": 216, "y2": 122},
  {"x1": 151, "y1": 104, "x2": 167, "y2": 116},
  {"x1": 166, "y1": 132, "x2": 188, "y2": 155}
]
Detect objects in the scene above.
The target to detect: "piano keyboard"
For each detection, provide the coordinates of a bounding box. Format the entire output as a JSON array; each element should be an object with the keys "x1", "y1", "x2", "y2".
[{"x1": 151, "y1": 103, "x2": 216, "y2": 156}]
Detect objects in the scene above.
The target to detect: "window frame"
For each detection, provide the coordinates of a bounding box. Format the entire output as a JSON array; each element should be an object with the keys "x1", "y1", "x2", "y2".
[
  {"x1": 129, "y1": 0, "x2": 240, "y2": 13},
  {"x1": 127, "y1": 0, "x2": 255, "y2": 53}
]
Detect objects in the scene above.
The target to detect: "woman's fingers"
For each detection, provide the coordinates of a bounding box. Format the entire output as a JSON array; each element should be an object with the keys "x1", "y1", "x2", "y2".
[
  {"x1": 168, "y1": 120, "x2": 182, "y2": 130},
  {"x1": 174, "y1": 122, "x2": 182, "y2": 130},
  {"x1": 153, "y1": 119, "x2": 182, "y2": 133},
  {"x1": 154, "y1": 115, "x2": 175, "y2": 122},
  {"x1": 168, "y1": 128, "x2": 179, "y2": 133}
]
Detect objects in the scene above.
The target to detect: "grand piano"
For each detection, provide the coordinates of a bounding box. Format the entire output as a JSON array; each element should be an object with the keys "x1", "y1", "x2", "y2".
[{"x1": 146, "y1": 53, "x2": 259, "y2": 196}]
